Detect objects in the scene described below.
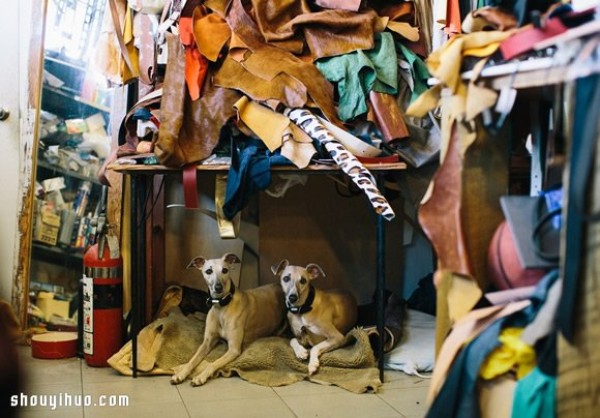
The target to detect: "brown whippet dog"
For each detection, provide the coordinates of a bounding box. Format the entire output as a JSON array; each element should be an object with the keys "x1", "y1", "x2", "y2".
[
  {"x1": 171, "y1": 253, "x2": 286, "y2": 386},
  {"x1": 272, "y1": 259, "x2": 358, "y2": 375}
]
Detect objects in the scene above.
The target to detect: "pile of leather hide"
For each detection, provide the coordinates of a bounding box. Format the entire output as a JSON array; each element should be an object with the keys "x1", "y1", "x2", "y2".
[{"x1": 109, "y1": 0, "x2": 437, "y2": 168}]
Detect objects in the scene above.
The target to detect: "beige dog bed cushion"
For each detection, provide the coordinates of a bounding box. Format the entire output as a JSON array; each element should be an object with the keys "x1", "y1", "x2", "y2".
[{"x1": 108, "y1": 307, "x2": 382, "y2": 393}]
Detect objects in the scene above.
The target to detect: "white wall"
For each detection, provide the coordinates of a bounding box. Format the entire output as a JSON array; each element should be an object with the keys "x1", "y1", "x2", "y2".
[{"x1": 0, "y1": 0, "x2": 27, "y2": 302}]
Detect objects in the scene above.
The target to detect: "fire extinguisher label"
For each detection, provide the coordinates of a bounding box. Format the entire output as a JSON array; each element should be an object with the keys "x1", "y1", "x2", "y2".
[{"x1": 82, "y1": 275, "x2": 93, "y2": 355}]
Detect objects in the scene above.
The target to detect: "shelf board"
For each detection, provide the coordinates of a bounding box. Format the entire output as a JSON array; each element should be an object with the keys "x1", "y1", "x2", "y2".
[
  {"x1": 44, "y1": 55, "x2": 87, "y2": 72},
  {"x1": 37, "y1": 160, "x2": 103, "y2": 185},
  {"x1": 32, "y1": 242, "x2": 84, "y2": 261},
  {"x1": 42, "y1": 85, "x2": 110, "y2": 114},
  {"x1": 108, "y1": 161, "x2": 408, "y2": 175}
]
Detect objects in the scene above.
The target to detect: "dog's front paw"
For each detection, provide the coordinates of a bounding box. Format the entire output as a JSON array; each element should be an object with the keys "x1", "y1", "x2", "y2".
[
  {"x1": 170, "y1": 372, "x2": 187, "y2": 385},
  {"x1": 308, "y1": 357, "x2": 320, "y2": 375},
  {"x1": 290, "y1": 339, "x2": 309, "y2": 360},
  {"x1": 191, "y1": 371, "x2": 210, "y2": 387}
]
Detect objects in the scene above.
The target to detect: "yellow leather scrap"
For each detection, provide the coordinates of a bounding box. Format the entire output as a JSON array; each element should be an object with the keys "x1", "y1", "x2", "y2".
[
  {"x1": 463, "y1": 42, "x2": 503, "y2": 58},
  {"x1": 121, "y1": 5, "x2": 140, "y2": 83},
  {"x1": 444, "y1": 271, "x2": 483, "y2": 323},
  {"x1": 233, "y1": 96, "x2": 316, "y2": 168},
  {"x1": 215, "y1": 174, "x2": 241, "y2": 238},
  {"x1": 429, "y1": 31, "x2": 513, "y2": 92},
  {"x1": 434, "y1": 269, "x2": 483, "y2": 354},
  {"x1": 281, "y1": 124, "x2": 317, "y2": 169},
  {"x1": 233, "y1": 96, "x2": 290, "y2": 152},
  {"x1": 406, "y1": 84, "x2": 442, "y2": 118},
  {"x1": 407, "y1": 30, "x2": 513, "y2": 120},
  {"x1": 465, "y1": 58, "x2": 498, "y2": 121},
  {"x1": 387, "y1": 21, "x2": 420, "y2": 42},
  {"x1": 480, "y1": 327, "x2": 536, "y2": 380},
  {"x1": 192, "y1": 8, "x2": 231, "y2": 62}
]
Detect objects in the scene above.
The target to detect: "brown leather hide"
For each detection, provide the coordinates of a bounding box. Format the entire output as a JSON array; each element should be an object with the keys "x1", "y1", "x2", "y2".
[
  {"x1": 224, "y1": 0, "x2": 340, "y2": 125},
  {"x1": 369, "y1": 91, "x2": 410, "y2": 144},
  {"x1": 155, "y1": 33, "x2": 242, "y2": 167},
  {"x1": 418, "y1": 121, "x2": 473, "y2": 277}
]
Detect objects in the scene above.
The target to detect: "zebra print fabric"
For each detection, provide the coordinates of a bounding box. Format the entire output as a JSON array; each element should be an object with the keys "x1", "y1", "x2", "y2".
[{"x1": 285, "y1": 108, "x2": 395, "y2": 221}]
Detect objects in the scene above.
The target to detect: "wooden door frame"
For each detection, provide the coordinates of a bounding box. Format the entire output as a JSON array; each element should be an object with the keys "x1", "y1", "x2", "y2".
[{"x1": 12, "y1": 0, "x2": 47, "y2": 329}]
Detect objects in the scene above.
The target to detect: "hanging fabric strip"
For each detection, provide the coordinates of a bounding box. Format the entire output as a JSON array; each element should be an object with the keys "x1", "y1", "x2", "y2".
[
  {"x1": 215, "y1": 174, "x2": 240, "y2": 239},
  {"x1": 284, "y1": 108, "x2": 395, "y2": 221}
]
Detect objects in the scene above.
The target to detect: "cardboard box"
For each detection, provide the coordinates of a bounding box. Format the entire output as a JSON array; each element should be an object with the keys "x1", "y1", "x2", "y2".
[
  {"x1": 33, "y1": 202, "x2": 61, "y2": 246},
  {"x1": 36, "y1": 291, "x2": 71, "y2": 322}
]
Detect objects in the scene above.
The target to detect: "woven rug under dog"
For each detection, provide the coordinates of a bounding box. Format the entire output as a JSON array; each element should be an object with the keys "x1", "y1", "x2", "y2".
[{"x1": 108, "y1": 308, "x2": 382, "y2": 393}]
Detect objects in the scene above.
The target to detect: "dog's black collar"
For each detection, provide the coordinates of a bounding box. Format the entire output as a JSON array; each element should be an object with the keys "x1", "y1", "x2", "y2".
[
  {"x1": 206, "y1": 283, "x2": 235, "y2": 307},
  {"x1": 287, "y1": 285, "x2": 315, "y2": 314}
]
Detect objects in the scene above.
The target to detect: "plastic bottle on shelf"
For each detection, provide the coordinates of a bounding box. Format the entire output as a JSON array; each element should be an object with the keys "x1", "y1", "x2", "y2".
[
  {"x1": 73, "y1": 181, "x2": 91, "y2": 218},
  {"x1": 74, "y1": 212, "x2": 92, "y2": 249}
]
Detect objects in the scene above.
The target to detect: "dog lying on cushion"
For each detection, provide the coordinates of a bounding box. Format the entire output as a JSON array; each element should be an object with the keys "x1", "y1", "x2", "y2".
[{"x1": 272, "y1": 259, "x2": 358, "y2": 375}]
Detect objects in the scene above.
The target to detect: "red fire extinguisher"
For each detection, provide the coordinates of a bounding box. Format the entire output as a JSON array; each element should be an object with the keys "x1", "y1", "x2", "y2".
[{"x1": 82, "y1": 231, "x2": 123, "y2": 367}]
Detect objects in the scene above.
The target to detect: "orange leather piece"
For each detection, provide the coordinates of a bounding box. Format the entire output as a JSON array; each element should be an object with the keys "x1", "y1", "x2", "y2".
[
  {"x1": 179, "y1": 16, "x2": 208, "y2": 101},
  {"x1": 445, "y1": 0, "x2": 462, "y2": 35},
  {"x1": 192, "y1": 8, "x2": 231, "y2": 62}
]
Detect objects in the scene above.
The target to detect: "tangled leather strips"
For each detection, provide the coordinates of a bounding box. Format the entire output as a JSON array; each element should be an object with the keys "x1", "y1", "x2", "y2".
[{"x1": 223, "y1": 0, "x2": 340, "y2": 126}]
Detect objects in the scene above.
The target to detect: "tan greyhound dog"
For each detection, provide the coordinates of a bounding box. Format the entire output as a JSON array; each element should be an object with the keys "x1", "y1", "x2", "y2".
[
  {"x1": 272, "y1": 259, "x2": 358, "y2": 375},
  {"x1": 171, "y1": 253, "x2": 286, "y2": 386}
]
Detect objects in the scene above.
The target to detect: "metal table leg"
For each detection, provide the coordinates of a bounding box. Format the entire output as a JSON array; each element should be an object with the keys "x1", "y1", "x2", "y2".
[
  {"x1": 130, "y1": 173, "x2": 149, "y2": 378},
  {"x1": 376, "y1": 212, "x2": 385, "y2": 382},
  {"x1": 130, "y1": 175, "x2": 138, "y2": 377},
  {"x1": 376, "y1": 174, "x2": 386, "y2": 382}
]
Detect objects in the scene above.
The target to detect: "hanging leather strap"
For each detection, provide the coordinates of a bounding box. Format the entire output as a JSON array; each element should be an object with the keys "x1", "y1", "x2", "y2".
[
  {"x1": 108, "y1": 0, "x2": 136, "y2": 75},
  {"x1": 182, "y1": 164, "x2": 199, "y2": 209}
]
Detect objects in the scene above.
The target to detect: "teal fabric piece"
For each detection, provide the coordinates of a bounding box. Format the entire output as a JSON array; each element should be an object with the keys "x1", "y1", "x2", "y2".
[
  {"x1": 395, "y1": 41, "x2": 430, "y2": 104},
  {"x1": 315, "y1": 32, "x2": 398, "y2": 121},
  {"x1": 511, "y1": 367, "x2": 556, "y2": 418}
]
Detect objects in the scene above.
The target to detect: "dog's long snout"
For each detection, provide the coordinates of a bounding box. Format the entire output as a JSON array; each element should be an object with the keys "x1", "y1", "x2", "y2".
[
  {"x1": 215, "y1": 283, "x2": 223, "y2": 293},
  {"x1": 288, "y1": 294, "x2": 298, "y2": 304}
]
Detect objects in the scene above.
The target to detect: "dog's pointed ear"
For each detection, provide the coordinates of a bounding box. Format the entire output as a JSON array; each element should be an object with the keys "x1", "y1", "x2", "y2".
[
  {"x1": 271, "y1": 259, "x2": 289, "y2": 276},
  {"x1": 187, "y1": 256, "x2": 206, "y2": 270},
  {"x1": 222, "y1": 253, "x2": 241, "y2": 266},
  {"x1": 306, "y1": 264, "x2": 325, "y2": 281}
]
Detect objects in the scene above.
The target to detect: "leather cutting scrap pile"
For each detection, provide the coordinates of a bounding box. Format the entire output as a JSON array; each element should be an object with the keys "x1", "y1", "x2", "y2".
[
  {"x1": 97, "y1": 0, "x2": 440, "y2": 172},
  {"x1": 96, "y1": 0, "x2": 451, "y2": 220}
]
